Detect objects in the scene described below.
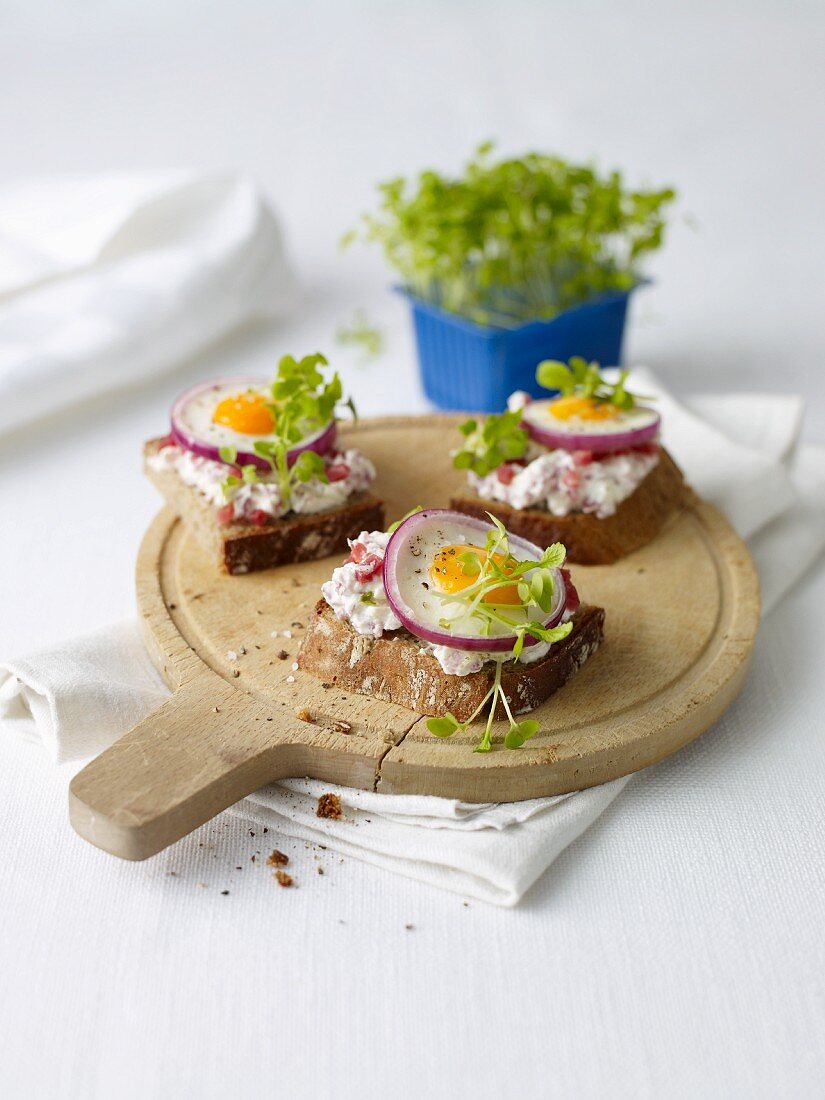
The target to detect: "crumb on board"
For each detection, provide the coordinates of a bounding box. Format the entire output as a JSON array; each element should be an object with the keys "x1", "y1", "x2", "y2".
[
  {"x1": 296, "y1": 708, "x2": 314, "y2": 723},
  {"x1": 277, "y1": 650, "x2": 289, "y2": 660},
  {"x1": 317, "y1": 792, "x2": 343, "y2": 820},
  {"x1": 275, "y1": 870, "x2": 294, "y2": 888},
  {"x1": 266, "y1": 850, "x2": 289, "y2": 868},
  {"x1": 332, "y1": 720, "x2": 352, "y2": 735}
]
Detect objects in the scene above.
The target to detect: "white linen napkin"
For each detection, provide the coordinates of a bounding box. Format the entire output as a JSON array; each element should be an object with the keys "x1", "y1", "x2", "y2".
[
  {"x1": 0, "y1": 171, "x2": 294, "y2": 436},
  {"x1": 2, "y1": 380, "x2": 824, "y2": 905},
  {"x1": 0, "y1": 617, "x2": 630, "y2": 905}
]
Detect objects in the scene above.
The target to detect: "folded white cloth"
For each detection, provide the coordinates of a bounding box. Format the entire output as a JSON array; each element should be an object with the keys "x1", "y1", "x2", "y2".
[
  {"x1": 2, "y1": 378, "x2": 824, "y2": 904},
  {"x1": 0, "y1": 171, "x2": 294, "y2": 436},
  {"x1": 0, "y1": 616, "x2": 629, "y2": 905}
]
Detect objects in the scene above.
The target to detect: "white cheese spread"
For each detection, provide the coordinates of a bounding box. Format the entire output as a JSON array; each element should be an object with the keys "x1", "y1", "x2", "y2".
[
  {"x1": 321, "y1": 530, "x2": 401, "y2": 638},
  {"x1": 147, "y1": 443, "x2": 375, "y2": 522},
  {"x1": 468, "y1": 441, "x2": 658, "y2": 519}
]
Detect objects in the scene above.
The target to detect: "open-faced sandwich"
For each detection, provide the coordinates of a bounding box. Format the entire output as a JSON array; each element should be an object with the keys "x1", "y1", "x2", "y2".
[
  {"x1": 298, "y1": 508, "x2": 604, "y2": 752},
  {"x1": 145, "y1": 352, "x2": 384, "y2": 574},
  {"x1": 449, "y1": 358, "x2": 685, "y2": 564}
]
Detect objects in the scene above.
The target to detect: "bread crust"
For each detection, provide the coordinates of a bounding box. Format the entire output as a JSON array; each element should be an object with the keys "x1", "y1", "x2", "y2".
[
  {"x1": 298, "y1": 599, "x2": 605, "y2": 721},
  {"x1": 143, "y1": 438, "x2": 385, "y2": 574},
  {"x1": 450, "y1": 448, "x2": 685, "y2": 565}
]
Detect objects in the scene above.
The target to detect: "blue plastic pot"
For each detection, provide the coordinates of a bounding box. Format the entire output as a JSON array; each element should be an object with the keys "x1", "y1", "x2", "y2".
[{"x1": 402, "y1": 285, "x2": 643, "y2": 412}]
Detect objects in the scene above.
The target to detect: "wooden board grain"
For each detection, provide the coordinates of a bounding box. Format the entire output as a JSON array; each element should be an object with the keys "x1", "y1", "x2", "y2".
[{"x1": 69, "y1": 415, "x2": 760, "y2": 859}]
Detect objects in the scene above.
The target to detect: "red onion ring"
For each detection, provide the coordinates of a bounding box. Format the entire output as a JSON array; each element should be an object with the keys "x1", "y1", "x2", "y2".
[
  {"x1": 521, "y1": 399, "x2": 660, "y2": 455},
  {"x1": 383, "y1": 509, "x2": 567, "y2": 652},
  {"x1": 170, "y1": 377, "x2": 337, "y2": 471}
]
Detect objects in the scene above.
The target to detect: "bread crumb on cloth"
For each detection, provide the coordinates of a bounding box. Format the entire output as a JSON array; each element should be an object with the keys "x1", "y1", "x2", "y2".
[{"x1": 316, "y1": 792, "x2": 343, "y2": 820}]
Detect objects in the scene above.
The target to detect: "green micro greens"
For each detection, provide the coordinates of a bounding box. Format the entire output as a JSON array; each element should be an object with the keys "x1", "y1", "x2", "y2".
[
  {"x1": 335, "y1": 309, "x2": 384, "y2": 363},
  {"x1": 218, "y1": 352, "x2": 357, "y2": 509},
  {"x1": 452, "y1": 410, "x2": 528, "y2": 477},
  {"x1": 425, "y1": 514, "x2": 572, "y2": 752},
  {"x1": 535, "y1": 356, "x2": 645, "y2": 411},
  {"x1": 452, "y1": 357, "x2": 652, "y2": 474},
  {"x1": 345, "y1": 142, "x2": 676, "y2": 328}
]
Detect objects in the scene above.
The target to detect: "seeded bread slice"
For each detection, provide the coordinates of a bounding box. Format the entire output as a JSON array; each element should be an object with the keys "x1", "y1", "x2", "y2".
[
  {"x1": 298, "y1": 598, "x2": 605, "y2": 721},
  {"x1": 144, "y1": 438, "x2": 385, "y2": 575},
  {"x1": 450, "y1": 448, "x2": 685, "y2": 565}
]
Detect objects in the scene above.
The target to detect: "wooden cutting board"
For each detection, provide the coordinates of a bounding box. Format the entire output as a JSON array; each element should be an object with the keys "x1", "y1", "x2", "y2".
[{"x1": 69, "y1": 415, "x2": 760, "y2": 860}]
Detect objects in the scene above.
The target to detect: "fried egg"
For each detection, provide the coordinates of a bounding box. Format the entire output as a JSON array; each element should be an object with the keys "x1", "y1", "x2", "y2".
[
  {"x1": 384, "y1": 510, "x2": 561, "y2": 647},
  {"x1": 175, "y1": 378, "x2": 277, "y2": 452},
  {"x1": 522, "y1": 396, "x2": 659, "y2": 438}
]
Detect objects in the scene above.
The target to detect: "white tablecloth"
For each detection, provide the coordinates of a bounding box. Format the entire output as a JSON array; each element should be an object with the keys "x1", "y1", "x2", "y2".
[{"x1": 2, "y1": 3, "x2": 824, "y2": 1098}]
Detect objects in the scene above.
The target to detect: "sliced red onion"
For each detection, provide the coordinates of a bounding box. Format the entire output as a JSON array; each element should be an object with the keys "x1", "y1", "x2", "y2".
[
  {"x1": 170, "y1": 377, "x2": 337, "y2": 471},
  {"x1": 383, "y1": 509, "x2": 567, "y2": 653},
  {"x1": 521, "y1": 399, "x2": 660, "y2": 455}
]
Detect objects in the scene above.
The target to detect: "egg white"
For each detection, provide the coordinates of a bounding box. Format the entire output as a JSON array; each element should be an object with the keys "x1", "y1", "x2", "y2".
[{"x1": 393, "y1": 516, "x2": 541, "y2": 639}]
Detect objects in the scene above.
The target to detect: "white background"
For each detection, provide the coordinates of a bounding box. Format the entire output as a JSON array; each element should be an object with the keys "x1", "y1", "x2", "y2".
[{"x1": 1, "y1": 2, "x2": 824, "y2": 1097}]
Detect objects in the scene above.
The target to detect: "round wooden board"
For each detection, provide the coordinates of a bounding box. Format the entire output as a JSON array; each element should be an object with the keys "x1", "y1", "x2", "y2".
[{"x1": 69, "y1": 415, "x2": 760, "y2": 860}]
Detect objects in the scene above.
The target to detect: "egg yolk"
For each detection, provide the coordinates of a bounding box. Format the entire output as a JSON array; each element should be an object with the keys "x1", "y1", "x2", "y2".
[
  {"x1": 213, "y1": 392, "x2": 275, "y2": 435},
  {"x1": 549, "y1": 395, "x2": 619, "y2": 421},
  {"x1": 430, "y1": 545, "x2": 521, "y2": 605}
]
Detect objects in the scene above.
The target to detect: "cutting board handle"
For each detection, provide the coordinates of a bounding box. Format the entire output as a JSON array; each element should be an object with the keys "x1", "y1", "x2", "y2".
[{"x1": 69, "y1": 673, "x2": 297, "y2": 860}]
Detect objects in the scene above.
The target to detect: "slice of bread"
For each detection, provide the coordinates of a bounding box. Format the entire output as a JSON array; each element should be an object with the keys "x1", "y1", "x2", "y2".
[
  {"x1": 298, "y1": 598, "x2": 605, "y2": 721},
  {"x1": 450, "y1": 449, "x2": 685, "y2": 565},
  {"x1": 144, "y1": 438, "x2": 385, "y2": 575}
]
